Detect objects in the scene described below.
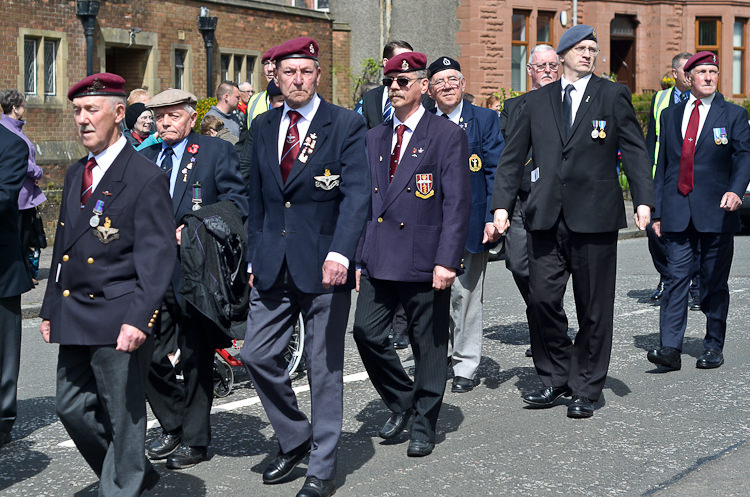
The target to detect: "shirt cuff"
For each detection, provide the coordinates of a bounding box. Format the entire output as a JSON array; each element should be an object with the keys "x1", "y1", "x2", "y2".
[
  {"x1": 325, "y1": 251, "x2": 349, "y2": 269},
  {"x1": 247, "y1": 264, "x2": 252, "y2": 273}
]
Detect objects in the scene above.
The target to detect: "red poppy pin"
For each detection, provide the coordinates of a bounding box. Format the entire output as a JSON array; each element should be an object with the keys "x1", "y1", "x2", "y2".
[{"x1": 188, "y1": 144, "x2": 199, "y2": 154}]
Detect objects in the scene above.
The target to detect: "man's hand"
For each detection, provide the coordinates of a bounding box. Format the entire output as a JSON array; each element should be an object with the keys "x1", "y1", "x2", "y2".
[
  {"x1": 493, "y1": 209, "x2": 510, "y2": 235},
  {"x1": 248, "y1": 274, "x2": 254, "y2": 289},
  {"x1": 40, "y1": 320, "x2": 51, "y2": 343},
  {"x1": 482, "y1": 222, "x2": 501, "y2": 244},
  {"x1": 634, "y1": 204, "x2": 651, "y2": 230},
  {"x1": 175, "y1": 224, "x2": 185, "y2": 246},
  {"x1": 720, "y1": 192, "x2": 742, "y2": 211},
  {"x1": 433, "y1": 265, "x2": 456, "y2": 290},
  {"x1": 355, "y1": 269, "x2": 361, "y2": 293},
  {"x1": 322, "y1": 260, "x2": 347, "y2": 289},
  {"x1": 652, "y1": 220, "x2": 662, "y2": 238},
  {"x1": 116, "y1": 324, "x2": 147, "y2": 353}
]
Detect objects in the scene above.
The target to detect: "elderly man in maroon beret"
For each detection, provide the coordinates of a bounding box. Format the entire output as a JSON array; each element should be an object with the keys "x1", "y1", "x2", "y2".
[
  {"x1": 39, "y1": 72, "x2": 175, "y2": 496},
  {"x1": 648, "y1": 51, "x2": 750, "y2": 372}
]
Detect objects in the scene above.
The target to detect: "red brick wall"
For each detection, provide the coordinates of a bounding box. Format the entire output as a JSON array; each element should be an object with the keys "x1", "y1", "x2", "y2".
[{"x1": 332, "y1": 24, "x2": 352, "y2": 107}]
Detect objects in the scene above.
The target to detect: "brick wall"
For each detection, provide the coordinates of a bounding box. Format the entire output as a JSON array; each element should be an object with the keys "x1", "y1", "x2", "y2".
[{"x1": 331, "y1": 23, "x2": 351, "y2": 107}]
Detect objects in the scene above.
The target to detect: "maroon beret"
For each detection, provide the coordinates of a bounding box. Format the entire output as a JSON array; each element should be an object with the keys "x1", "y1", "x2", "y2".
[
  {"x1": 684, "y1": 51, "x2": 719, "y2": 72},
  {"x1": 274, "y1": 37, "x2": 318, "y2": 62},
  {"x1": 384, "y1": 52, "x2": 427, "y2": 75},
  {"x1": 261, "y1": 46, "x2": 277, "y2": 63},
  {"x1": 68, "y1": 72, "x2": 127, "y2": 101}
]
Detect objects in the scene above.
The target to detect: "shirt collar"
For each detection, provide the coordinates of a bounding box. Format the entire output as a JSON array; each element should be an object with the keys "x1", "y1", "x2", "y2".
[
  {"x1": 394, "y1": 104, "x2": 426, "y2": 131},
  {"x1": 283, "y1": 94, "x2": 321, "y2": 122},
  {"x1": 687, "y1": 91, "x2": 716, "y2": 107},
  {"x1": 560, "y1": 73, "x2": 592, "y2": 93},
  {"x1": 436, "y1": 100, "x2": 464, "y2": 124},
  {"x1": 162, "y1": 136, "x2": 189, "y2": 158},
  {"x1": 88, "y1": 134, "x2": 127, "y2": 168}
]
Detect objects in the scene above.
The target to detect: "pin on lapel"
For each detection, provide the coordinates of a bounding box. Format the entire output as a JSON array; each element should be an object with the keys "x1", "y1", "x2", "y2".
[
  {"x1": 585, "y1": 96, "x2": 590, "y2": 103},
  {"x1": 101, "y1": 190, "x2": 112, "y2": 196}
]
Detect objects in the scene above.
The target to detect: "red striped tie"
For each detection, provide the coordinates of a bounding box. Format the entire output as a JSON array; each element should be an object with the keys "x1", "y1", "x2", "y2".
[
  {"x1": 80, "y1": 157, "x2": 96, "y2": 208},
  {"x1": 678, "y1": 99, "x2": 701, "y2": 196},
  {"x1": 389, "y1": 124, "x2": 406, "y2": 182},
  {"x1": 280, "y1": 110, "x2": 302, "y2": 183}
]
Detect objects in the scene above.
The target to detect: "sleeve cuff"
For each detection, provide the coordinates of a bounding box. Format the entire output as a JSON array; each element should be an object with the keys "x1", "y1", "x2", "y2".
[{"x1": 325, "y1": 251, "x2": 350, "y2": 269}]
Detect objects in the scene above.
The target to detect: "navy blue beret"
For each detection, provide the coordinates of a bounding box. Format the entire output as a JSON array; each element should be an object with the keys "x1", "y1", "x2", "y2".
[
  {"x1": 428, "y1": 56, "x2": 461, "y2": 78},
  {"x1": 557, "y1": 24, "x2": 597, "y2": 55}
]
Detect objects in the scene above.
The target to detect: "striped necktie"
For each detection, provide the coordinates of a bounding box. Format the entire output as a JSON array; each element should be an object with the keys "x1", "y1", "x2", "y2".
[{"x1": 383, "y1": 96, "x2": 393, "y2": 122}]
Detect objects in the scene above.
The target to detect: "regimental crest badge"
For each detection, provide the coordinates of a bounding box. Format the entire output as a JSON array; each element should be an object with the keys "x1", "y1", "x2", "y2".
[
  {"x1": 402, "y1": 60, "x2": 409, "y2": 71},
  {"x1": 310, "y1": 43, "x2": 315, "y2": 55},
  {"x1": 314, "y1": 168, "x2": 341, "y2": 190},
  {"x1": 415, "y1": 173, "x2": 434, "y2": 199},
  {"x1": 713, "y1": 54, "x2": 718, "y2": 63},
  {"x1": 88, "y1": 78, "x2": 104, "y2": 92},
  {"x1": 94, "y1": 217, "x2": 120, "y2": 244},
  {"x1": 469, "y1": 154, "x2": 482, "y2": 172},
  {"x1": 443, "y1": 57, "x2": 451, "y2": 66}
]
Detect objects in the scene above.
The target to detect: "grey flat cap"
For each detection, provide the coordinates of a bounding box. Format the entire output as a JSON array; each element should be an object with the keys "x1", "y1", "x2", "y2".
[{"x1": 146, "y1": 88, "x2": 198, "y2": 109}]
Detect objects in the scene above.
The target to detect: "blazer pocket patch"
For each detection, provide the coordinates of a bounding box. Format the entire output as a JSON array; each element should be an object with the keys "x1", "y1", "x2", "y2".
[{"x1": 103, "y1": 279, "x2": 137, "y2": 300}]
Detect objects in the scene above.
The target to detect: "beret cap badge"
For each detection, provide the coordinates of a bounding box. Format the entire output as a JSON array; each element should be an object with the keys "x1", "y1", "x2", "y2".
[
  {"x1": 402, "y1": 60, "x2": 409, "y2": 71},
  {"x1": 309, "y1": 43, "x2": 315, "y2": 54},
  {"x1": 443, "y1": 57, "x2": 451, "y2": 66}
]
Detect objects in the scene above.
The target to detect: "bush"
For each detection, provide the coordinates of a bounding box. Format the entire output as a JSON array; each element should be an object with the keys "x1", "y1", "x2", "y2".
[{"x1": 194, "y1": 97, "x2": 217, "y2": 133}]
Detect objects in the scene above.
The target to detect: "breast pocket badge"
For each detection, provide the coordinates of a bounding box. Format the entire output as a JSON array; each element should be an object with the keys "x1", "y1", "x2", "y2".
[
  {"x1": 469, "y1": 154, "x2": 482, "y2": 172},
  {"x1": 415, "y1": 173, "x2": 435, "y2": 199},
  {"x1": 94, "y1": 216, "x2": 120, "y2": 244},
  {"x1": 314, "y1": 168, "x2": 341, "y2": 190}
]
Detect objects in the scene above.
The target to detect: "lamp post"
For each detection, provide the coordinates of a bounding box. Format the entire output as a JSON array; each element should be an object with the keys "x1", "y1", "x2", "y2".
[
  {"x1": 198, "y1": 6, "x2": 218, "y2": 97},
  {"x1": 76, "y1": 0, "x2": 100, "y2": 76}
]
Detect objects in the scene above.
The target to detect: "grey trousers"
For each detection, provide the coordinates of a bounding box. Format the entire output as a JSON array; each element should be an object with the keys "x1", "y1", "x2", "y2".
[{"x1": 449, "y1": 250, "x2": 489, "y2": 379}]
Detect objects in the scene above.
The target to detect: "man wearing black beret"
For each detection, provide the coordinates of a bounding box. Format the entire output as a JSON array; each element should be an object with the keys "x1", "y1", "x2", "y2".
[{"x1": 492, "y1": 24, "x2": 654, "y2": 418}]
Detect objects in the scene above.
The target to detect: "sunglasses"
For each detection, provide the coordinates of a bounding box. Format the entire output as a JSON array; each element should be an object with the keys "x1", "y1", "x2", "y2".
[{"x1": 382, "y1": 77, "x2": 418, "y2": 88}]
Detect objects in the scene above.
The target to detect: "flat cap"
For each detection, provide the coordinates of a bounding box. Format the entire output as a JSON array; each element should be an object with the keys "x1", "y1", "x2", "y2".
[
  {"x1": 261, "y1": 46, "x2": 277, "y2": 63},
  {"x1": 68, "y1": 73, "x2": 127, "y2": 100},
  {"x1": 384, "y1": 52, "x2": 427, "y2": 75},
  {"x1": 428, "y1": 56, "x2": 461, "y2": 78},
  {"x1": 274, "y1": 37, "x2": 318, "y2": 62},
  {"x1": 684, "y1": 51, "x2": 719, "y2": 72},
  {"x1": 557, "y1": 24, "x2": 597, "y2": 55},
  {"x1": 145, "y1": 88, "x2": 198, "y2": 109}
]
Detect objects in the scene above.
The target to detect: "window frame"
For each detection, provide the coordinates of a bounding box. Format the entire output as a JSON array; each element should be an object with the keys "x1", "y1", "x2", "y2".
[
  {"x1": 537, "y1": 10, "x2": 555, "y2": 46},
  {"x1": 17, "y1": 29, "x2": 66, "y2": 107},
  {"x1": 217, "y1": 49, "x2": 259, "y2": 88},
  {"x1": 695, "y1": 17, "x2": 722, "y2": 92},
  {"x1": 733, "y1": 18, "x2": 746, "y2": 97},
  {"x1": 511, "y1": 10, "x2": 531, "y2": 92}
]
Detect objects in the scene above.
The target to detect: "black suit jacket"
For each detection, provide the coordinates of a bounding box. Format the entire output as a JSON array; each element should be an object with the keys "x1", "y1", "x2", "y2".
[
  {"x1": 0, "y1": 126, "x2": 32, "y2": 298},
  {"x1": 40, "y1": 142, "x2": 176, "y2": 345},
  {"x1": 361, "y1": 86, "x2": 435, "y2": 130},
  {"x1": 499, "y1": 93, "x2": 532, "y2": 194},
  {"x1": 492, "y1": 75, "x2": 653, "y2": 233}
]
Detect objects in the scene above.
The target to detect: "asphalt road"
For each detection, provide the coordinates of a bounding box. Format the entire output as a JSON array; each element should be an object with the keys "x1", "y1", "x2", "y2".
[{"x1": 3, "y1": 233, "x2": 750, "y2": 496}]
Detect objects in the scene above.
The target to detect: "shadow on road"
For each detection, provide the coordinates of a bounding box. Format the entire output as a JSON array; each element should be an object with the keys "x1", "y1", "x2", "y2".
[
  {"x1": 627, "y1": 288, "x2": 659, "y2": 304},
  {"x1": 633, "y1": 333, "x2": 704, "y2": 358},
  {"x1": 483, "y1": 321, "x2": 530, "y2": 346},
  {"x1": 0, "y1": 439, "x2": 50, "y2": 492}
]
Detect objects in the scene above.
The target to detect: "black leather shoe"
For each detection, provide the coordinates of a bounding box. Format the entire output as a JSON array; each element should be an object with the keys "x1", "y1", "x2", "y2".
[
  {"x1": 689, "y1": 296, "x2": 702, "y2": 311},
  {"x1": 141, "y1": 467, "x2": 160, "y2": 492},
  {"x1": 696, "y1": 349, "x2": 724, "y2": 369},
  {"x1": 567, "y1": 395, "x2": 595, "y2": 418},
  {"x1": 0, "y1": 431, "x2": 10, "y2": 447},
  {"x1": 650, "y1": 280, "x2": 665, "y2": 301},
  {"x1": 146, "y1": 430, "x2": 181, "y2": 460},
  {"x1": 165, "y1": 445, "x2": 208, "y2": 469},
  {"x1": 393, "y1": 332, "x2": 409, "y2": 350},
  {"x1": 262, "y1": 439, "x2": 311, "y2": 484},
  {"x1": 407, "y1": 439, "x2": 434, "y2": 457},
  {"x1": 452, "y1": 376, "x2": 475, "y2": 393},
  {"x1": 647, "y1": 346, "x2": 681, "y2": 371},
  {"x1": 378, "y1": 409, "x2": 412, "y2": 439},
  {"x1": 522, "y1": 386, "x2": 570, "y2": 407},
  {"x1": 525, "y1": 347, "x2": 533, "y2": 357},
  {"x1": 296, "y1": 476, "x2": 336, "y2": 497}
]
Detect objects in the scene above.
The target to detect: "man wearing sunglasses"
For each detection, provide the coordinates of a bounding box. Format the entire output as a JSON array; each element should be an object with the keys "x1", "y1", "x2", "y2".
[
  {"x1": 353, "y1": 52, "x2": 470, "y2": 458},
  {"x1": 500, "y1": 44, "x2": 559, "y2": 359},
  {"x1": 492, "y1": 25, "x2": 653, "y2": 419},
  {"x1": 425, "y1": 56, "x2": 504, "y2": 394}
]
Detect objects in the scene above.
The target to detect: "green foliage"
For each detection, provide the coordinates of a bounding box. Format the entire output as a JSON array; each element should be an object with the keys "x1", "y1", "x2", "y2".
[
  {"x1": 491, "y1": 89, "x2": 522, "y2": 112},
  {"x1": 194, "y1": 97, "x2": 217, "y2": 133},
  {"x1": 631, "y1": 91, "x2": 655, "y2": 136},
  {"x1": 351, "y1": 57, "x2": 381, "y2": 107}
]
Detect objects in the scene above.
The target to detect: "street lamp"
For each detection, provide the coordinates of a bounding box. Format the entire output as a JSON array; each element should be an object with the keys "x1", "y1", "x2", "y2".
[
  {"x1": 198, "y1": 6, "x2": 218, "y2": 97},
  {"x1": 76, "y1": 0, "x2": 100, "y2": 76}
]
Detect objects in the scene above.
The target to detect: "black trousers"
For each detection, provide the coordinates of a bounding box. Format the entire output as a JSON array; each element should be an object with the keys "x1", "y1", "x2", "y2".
[
  {"x1": 56, "y1": 341, "x2": 154, "y2": 497},
  {"x1": 145, "y1": 286, "x2": 218, "y2": 447},
  {"x1": 353, "y1": 276, "x2": 450, "y2": 443},
  {"x1": 527, "y1": 216, "x2": 618, "y2": 400},
  {"x1": 0, "y1": 296, "x2": 21, "y2": 435}
]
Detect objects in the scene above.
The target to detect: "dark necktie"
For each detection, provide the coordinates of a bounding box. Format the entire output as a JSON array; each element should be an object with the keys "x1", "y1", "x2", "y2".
[
  {"x1": 280, "y1": 110, "x2": 302, "y2": 183},
  {"x1": 383, "y1": 96, "x2": 393, "y2": 122},
  {"x1": 389, "y1": 124, "x2": 407, "y2": 182},
  {"x1": 679, "y1": 99, "x2": 702, "y2": 195},
  {"x1": 562, "y1": 84, "x2": 574, "y2": 139},
  {"x1": 161, "y1": 147, "x2": 174, "y2": 174},
  {"x1": 80, "y1": 157, "x2": 96, "y2": 208}
]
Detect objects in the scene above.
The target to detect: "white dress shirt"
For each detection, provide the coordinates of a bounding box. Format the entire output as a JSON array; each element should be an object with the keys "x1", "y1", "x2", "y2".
[
  {"x1": 559, "y1": 73, "x2": 592, "y2": 126},
  {"x1": 435, "y1": 100, "x2": 464, "y2": 125},
  {"x1": 277, "y1": 94, "x2": 321, "y2": 164},
  {"x1": 392, "y1": 105, "x2": 426, "y2": 162},
  {"x1": 681, "y1": 92, "x2": 715, "y2": 140},
  {"x1": 86, "y1": 135, "x2": 127, "y2": 196}
]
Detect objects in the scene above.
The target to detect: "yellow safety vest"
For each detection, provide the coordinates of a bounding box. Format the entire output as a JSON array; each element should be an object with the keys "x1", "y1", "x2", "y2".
[
  {"x1": 651, "y1": 88, "x2": 673, "y2": 177},
  {"x1": 246, "y1": 90, "x2": 269, "y2": 128}
]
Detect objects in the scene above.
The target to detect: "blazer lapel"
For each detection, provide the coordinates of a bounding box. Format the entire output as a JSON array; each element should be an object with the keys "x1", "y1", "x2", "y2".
[
  {"x1": 171, "y1": 133, "x2": 198, "y2": 215},
  {"x1": 382, "y1": 112, "x2": 431, "y2": 211},
  {"x1": 568, "y1": 75, "x2": 602, "y2": 144},
  {"x1": 374, "y1": 123, "x2": 392, "y2": 196},
  {"x1": 459, "y1": 100, "x2": 473, "y2": 134},
  {"x1": 696, "y1": 93, "x2": 725, "y2": 151},
  {"x1": 548, "y1": 80, "x2": 566, "y2": 143},
  {"x1": 285, "y1": 98, "x2": 332, "y2": 188}
]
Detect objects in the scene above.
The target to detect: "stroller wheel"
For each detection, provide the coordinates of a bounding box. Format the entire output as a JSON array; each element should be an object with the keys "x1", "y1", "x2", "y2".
[
  {"x1": 284, "y1": 313, "x2": 306, "y2": 377},
  {"x1": 213, "y1": 353, "x2": 234, "y2": 398}
]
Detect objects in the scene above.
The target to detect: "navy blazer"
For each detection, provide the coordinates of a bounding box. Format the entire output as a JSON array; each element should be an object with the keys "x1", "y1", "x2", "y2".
[
  {"x1": 654, "y1": 92, "x2": 750, "y2": 233},
  {"x1": 40, "y1": 144, "x2": 176, "y2": 345},
  {"x1": 357, "y1": 110, "x2": 471, "y2": 282},
  {"x1": 247, "y1": 97, "x2": 371, "y2": 294},
  {"x1": 0, "y1": 126, "x2": 32, "y2": 298}
]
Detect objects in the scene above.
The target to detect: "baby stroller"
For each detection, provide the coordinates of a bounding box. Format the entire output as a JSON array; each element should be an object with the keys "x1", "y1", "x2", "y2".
[{"x1": 213, "y1": 313, "x2": 306, "y2": 397}]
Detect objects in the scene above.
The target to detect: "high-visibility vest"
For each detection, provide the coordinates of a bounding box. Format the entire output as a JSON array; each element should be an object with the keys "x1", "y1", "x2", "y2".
[
  {"x1": 651, "y1": 88, "x2": 673, "y2": 177},
  {"x1": 246, "y1": 90, "x2": 269, "y2": 128}
]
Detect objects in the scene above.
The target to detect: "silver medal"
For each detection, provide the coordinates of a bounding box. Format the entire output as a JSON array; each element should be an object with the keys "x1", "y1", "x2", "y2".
[
  {"x1": 591, "y1": 129, "x2": 599, "y2": 139},
  {"x1": 89, "y1": 215, "x2": 100, "y2": 228}
]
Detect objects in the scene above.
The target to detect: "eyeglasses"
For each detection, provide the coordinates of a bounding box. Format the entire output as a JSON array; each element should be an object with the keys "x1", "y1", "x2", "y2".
[
  {"x1": 571, "y1": 46, "x2": 599, "y2": 56},
  {"x1": 529, "y1": 62, "x2": 559, "y2": 72},
  {"x1": 430, "y1": 76, "x2": 462, "y2": 89},
  {"x1": 383, "y1": 77, "x2": 418, "y2": 88}
]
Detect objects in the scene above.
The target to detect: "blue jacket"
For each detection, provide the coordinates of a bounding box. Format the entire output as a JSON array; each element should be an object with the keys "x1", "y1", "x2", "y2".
[{"x1": 655, "y1": 92, "x2": 750, "y2": 233}]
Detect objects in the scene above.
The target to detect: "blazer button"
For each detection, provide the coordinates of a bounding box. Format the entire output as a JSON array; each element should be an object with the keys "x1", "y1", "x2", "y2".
[
  {"x1": 154, "y1": 310, "x2": 159, "y2": 314},
  {"x1": 400, "y1": 222, "x2": 405, "y2": 229},
  {"x1": 148, "y1": 323, "x2": 154, "y2": 328},
  {"x1": 281, "y1": 230, "x2": 286, "y2": 237},
  {"x1": 377, "y1": 217, "x2": 383, "y2": 223},
  {"x1": 60, "y1": 222, "x2": 65, "y2": 227},
  {"x1": 62, "y1": 290, "x2": 70, "y2": 297},
  {"x1": 285, "y1": 201, "x2": 291, "y2": 208},
  {"x1": 89, "y1": 293, "x2": 95, "y2": 300},
  {"x1": 87, "y1": 257, "x2": 94, "y2": 264},
  {"x1": 374, "y1": 187, "x2": 379, "y2": 192},
  {"x1": 407, "y1": 187, "x2": 411, "y2": 192},
  {"x1": 62, "y1": 255, "x2": 69, "y2": 262}
]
